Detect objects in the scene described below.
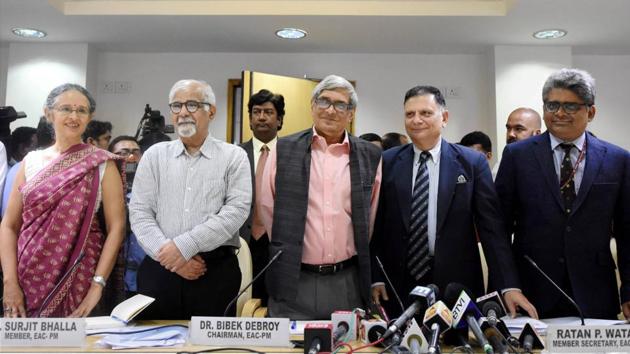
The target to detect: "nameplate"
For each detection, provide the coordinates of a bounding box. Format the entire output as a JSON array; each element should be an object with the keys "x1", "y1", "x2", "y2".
[
  {"x1": 546, "y1": 325, "x2": 630, "y2": 352},
  {"x1": 0, "y1": 318, "x2": 85, "y2": 347},
  {"x1": 190, "y1": 316, "x2": 290, "y2": 347}
]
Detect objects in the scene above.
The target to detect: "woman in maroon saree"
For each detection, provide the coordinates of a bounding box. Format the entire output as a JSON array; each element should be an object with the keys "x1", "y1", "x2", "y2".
[{"x1": 1, "y1": 84, "x2": 125, "y2": 317}]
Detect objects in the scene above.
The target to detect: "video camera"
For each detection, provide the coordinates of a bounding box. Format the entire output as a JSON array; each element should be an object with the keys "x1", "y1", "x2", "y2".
[
  {"x1": 134, "y1": 104, "x2": 174, "y2": 142},
  {"x1": 0, "y1": 106, "x2": 27, "y2": 150}
]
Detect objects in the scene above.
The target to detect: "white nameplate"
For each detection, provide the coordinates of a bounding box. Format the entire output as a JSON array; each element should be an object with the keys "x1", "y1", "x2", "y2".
[
  {"x1": 190, "y1": 316, "x2": 290, "y2": 347},
  {"x1": 0, "y1": 318, "x2": 85, "y2": 347},
  {"x1": 546, "y1": 325, "x2": 630, "y2": 352}
]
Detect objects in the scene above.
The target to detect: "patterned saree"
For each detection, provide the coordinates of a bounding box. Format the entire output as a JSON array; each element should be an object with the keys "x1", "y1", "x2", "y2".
[{"x1": 16, "y1": 144, "x2": 119, "y2": 317}]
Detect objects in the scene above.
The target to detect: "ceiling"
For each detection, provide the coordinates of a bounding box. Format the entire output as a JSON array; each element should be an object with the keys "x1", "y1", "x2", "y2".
[{"x1": 1, "y1": 0, "x2": 629, "y2": 54}]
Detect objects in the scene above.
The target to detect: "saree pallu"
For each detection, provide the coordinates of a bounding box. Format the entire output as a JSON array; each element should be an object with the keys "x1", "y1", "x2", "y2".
[{"x1": 17, "y1": 144, "x2": 119, "y2": 317}]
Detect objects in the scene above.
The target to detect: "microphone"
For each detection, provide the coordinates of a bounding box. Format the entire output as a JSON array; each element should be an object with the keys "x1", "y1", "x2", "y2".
[
  {"x1": 359, "y1": 318, "x2": 388, "y2": 344},
  {"x1": 422, "y1": 301, "x2": 453, "y2": 354},
  {"x1": 476, "y1": 292, "x2": 506, "y2": 327},
  {"x1": 444, "y1": 283, "x2": 493, "y2": 354},
  {"x1": 523, "y1": 255, "x2": 585, "y2": 325},
  {"x1": 479, "y1": 317, "x2": 508, "y2": 354},
  {"x1": 331, "y1": 311, "x2": 358, "y2": 342},
  {"x1": 518, "y1": 322, "x2": 544, "y2": 353},
  {"x1": 223, "y1": 249, "x2": 283, "y2": 316},
  {"x1": 401, "y1": 318, "x2": 430, "y2": 354},
  {"x1": 304, "y1": 323, "x2": 332, "y2": 354},
  {"x1": 382, "y1": 284, "x2": 438, "y2": 340},
  {"x1": 476, "y1": 292, "x2": 516, "y2": 346},
  {"x1": 375, "y1": 255, "x2": 406, "y2": 314}
]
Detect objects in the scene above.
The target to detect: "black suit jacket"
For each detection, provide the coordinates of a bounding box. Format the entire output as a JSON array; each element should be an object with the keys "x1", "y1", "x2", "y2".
[
  {"x1": 372, "y1": 140, "x2": 519, "y2": 314},
  {"x1": 238, "y1": 139, "x2": 256, "y2": 242},
  {"x1": 496, "y1": 132, "x2": 630, "y2": 319}
]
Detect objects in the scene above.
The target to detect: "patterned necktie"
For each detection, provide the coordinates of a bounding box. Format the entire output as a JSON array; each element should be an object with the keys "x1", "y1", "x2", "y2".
[
  {"x1": 560, "y1": 143, "x2": 576, "y2": 214},
  {"x1": 408, "y1": 151, "x2": 431, "y2": 281},
  {"x1": 251, "y1": 145, "x2": 269, "y2": 239}
]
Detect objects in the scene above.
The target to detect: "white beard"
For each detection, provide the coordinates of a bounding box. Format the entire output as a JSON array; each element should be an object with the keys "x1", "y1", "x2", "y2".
[{"x1": 177, "y1": 122, "x2": 197, "y2": 138}]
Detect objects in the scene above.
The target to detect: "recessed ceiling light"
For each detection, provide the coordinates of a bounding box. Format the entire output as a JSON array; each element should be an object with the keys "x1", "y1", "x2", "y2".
[
  {"x1": 11, "y1": 27, "x2": 47, "y2": 39},
  {"x1": 533, "y1": 29, "x2": 567, "y2": 40},
  {"x1": 275, "y1": 28, "x2": 307, "y2": 40}
]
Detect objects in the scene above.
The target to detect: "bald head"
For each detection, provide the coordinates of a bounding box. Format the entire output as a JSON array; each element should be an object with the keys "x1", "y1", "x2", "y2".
[{"x1": 506, "y1": 107, "x2": 542, "y2": 144}]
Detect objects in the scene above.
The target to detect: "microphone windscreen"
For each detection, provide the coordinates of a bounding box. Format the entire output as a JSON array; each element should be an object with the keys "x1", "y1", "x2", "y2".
[{"x1": 443, "y1": 283, "x2": 476, "y2": 308}]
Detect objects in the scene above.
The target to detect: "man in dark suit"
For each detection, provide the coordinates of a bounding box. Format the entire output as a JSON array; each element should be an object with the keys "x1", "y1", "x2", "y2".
[
  {"x1": 496, "y1": 68, "x2": 630, "y2": 319},
  {"x1": 239, "y1": 89, "x2": 285, "y2": 304},
  {"x1": 371, "y1": 85, "x2": 537, "y2": 319}
]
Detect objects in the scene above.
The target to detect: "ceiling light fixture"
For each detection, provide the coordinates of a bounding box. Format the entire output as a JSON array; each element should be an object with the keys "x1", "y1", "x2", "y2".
[
  {"x1": 275, "y1": 28, "x2": 307, "y2": 40},
  {"x1": 11, "y1": 27, "x2": 47, "y2": 38},
  {"x1": 533, "y1": 29, "x2": 567, "y2": 40}
]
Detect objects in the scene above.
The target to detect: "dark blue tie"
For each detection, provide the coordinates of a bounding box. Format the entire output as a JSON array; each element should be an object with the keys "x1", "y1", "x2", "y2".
[{"x1": 408, "y1": 151, "x2": 431, "y2": 281}]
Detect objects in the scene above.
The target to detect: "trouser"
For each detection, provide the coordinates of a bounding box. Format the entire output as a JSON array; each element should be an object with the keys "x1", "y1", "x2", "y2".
[
  {"x1": 137, "y1": 247, "x2": 241, "y2": 319},
  {"x1": 268, "y1": 264, "x2": 363, "y2": 320}
]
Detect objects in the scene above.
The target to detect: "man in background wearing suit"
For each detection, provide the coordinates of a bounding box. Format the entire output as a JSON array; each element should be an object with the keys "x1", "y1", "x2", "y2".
[
  {"x1": 496, "y1": 68, "x2": 630, "y2": 319},
  {"x1": 239, "y1": 89, "x2": 285, "y2": 305},
  {"x1": 371, "y1": 85, "x2": 536, "y2": 319}
]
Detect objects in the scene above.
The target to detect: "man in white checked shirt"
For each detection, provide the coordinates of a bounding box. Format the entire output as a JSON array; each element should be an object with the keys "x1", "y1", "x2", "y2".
[{"x1": 129, "y1": 79, "x2": 251, "y2": 319}]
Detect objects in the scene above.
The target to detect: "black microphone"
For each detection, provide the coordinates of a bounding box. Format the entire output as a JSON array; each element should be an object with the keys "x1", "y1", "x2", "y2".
[
  {"x1": 523, "y1": 255, "x2": 585, "y2": 325},
  {"x1": 479, "y1": 318, "x2": 509, "y2": 354},
  {"x1": 476, "y1": 292, "x2": 517, "y2": 345},
  {"x1": 375, "y1": 255, "x2": 406, "y2": 314},
  {"x1": 304, "y1": 323, "x2": 332, "y2": 354},
  {"x1": 444, "y1": 283, "x2": 493, "y2": 354},
  {"x1": 223, "y1": 249, "x2": 283, "y2": 316},
  {"x1": 381, "y1": 284, "x2": 438, "y2": 340},
  {"x1": 517, "y1": 322, "x2": 544, "y2": 353}
]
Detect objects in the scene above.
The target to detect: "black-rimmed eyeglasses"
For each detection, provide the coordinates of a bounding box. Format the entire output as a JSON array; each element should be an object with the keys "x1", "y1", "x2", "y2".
[
  {"x1": 169, "y1": 101, "x2": 211, "y2": 114},
  {"x1": 314, "y1": 98, "x2": 354, "y2": 112},
  {"x1": 544, "y1": 101, "x2": 590, "y2": 114}
]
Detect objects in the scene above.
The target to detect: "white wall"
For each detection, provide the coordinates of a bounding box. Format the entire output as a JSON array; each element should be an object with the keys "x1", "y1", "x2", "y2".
[
  {"x1": 493, "y1": 46, "x2": 572, "y2": 159},
  {"x1": 574, "y1": 55, "x2": 630, "y2": 151},
  {"x1": 6, "y1": 43, "x2": 88, "y2": 128},
  {"x1": 95, "y1": 52, "x2": 492, "y2": 143},
  {"x1": 0, "y1": 45, "x2": 8, "y2": 105}
]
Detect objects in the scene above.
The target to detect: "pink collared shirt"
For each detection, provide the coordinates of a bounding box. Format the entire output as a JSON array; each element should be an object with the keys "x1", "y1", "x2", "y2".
[{"x1": 259, "y1": 128, "x2": 382, "y2": 265}]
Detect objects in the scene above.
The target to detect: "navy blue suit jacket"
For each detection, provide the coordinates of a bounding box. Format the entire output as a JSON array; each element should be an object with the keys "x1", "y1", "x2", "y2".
[
  {"x1": 371, "y1": 140, "x2": 519, "y2": 315},
  {"x1": 495, "y1": 132, "x2": 630, "y2": 319}
]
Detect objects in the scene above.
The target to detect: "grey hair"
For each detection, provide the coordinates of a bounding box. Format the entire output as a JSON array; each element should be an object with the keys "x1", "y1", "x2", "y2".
[
  {"x1": 168, "y1": 79, "x2": 216, "y2": 107},
  {"x1": 311, "y1": 75, "x2": 358, "y2": 108},
  {"x1": 542, "y1": 68, "x2": 596, "y2": 106},
  {"x1": 45, "y1": 83, "x2": 96, "y2": 113}
]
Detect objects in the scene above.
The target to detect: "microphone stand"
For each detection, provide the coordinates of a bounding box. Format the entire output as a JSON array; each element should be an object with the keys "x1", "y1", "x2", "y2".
[
  {"x1": 223, "y1": 249, "x2": 283, "y2": 317},
  {"x1": 524, "y1": 255, "x2": 585, "y2": 325}
]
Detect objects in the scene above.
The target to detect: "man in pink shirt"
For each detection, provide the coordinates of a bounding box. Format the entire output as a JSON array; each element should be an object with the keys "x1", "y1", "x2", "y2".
[{"x1": 259, "y1": 75, "x2": 382, "y2": 319}]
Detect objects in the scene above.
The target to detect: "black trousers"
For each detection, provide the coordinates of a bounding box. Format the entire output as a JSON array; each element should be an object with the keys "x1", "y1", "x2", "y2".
[
  {"x1": 249, "y1": 234, "x2": 269, "y2": 305},
  {"x1": 137, "y1": 248, "x2": 241, "y2": 319}
]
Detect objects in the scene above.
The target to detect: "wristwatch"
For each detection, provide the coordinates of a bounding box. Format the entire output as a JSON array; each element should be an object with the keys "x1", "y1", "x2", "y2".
[{"x1": 92, "y1": 275, "x2": 107, "y2": 287}]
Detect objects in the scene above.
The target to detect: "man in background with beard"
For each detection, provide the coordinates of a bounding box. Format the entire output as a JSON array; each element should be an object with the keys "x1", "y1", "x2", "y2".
[{"x1": 130, "y1": 79, "x2": 251, "y2": 319}]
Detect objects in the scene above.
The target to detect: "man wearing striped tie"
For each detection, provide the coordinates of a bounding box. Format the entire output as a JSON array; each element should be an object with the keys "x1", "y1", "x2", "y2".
[{"x1": 371, "y1": 85, "x2": 537, "y2": 320}]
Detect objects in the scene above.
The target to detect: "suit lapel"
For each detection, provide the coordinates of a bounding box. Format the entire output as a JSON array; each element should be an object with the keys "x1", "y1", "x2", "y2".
[
  {"x1": 395, "y1": 145, "x2": 414, "y2": 234},
  {"x1": 573, "y1": 134, "x2": 605, "y2": 213},
  {"x1": 436, "y1": 140, "x2": 457, "y2": 235},
  {"x1": 533, "y1": 132, "x2": 565, "y2": 211}
]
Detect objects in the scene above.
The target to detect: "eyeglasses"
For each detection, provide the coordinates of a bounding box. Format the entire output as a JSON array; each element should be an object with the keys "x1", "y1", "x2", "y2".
[
  {"x1": 314, "y1": 98, "x2": 354, "y2": 112},
  {"x1": 251, "y1": 108, "x2": 276, "y2": 117},
  {"x1": 169, "y1": 101, "x2": 211, "y2": 114},
  {"x1": 55, "y1": 105, "x2": 90, "y2": 117},
  {"x1": 115, "y1": 148, "x2": 142, "y2": 158},
  {"x1": 544, "y1": 101, "x2": 590, "y2": 114}
]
